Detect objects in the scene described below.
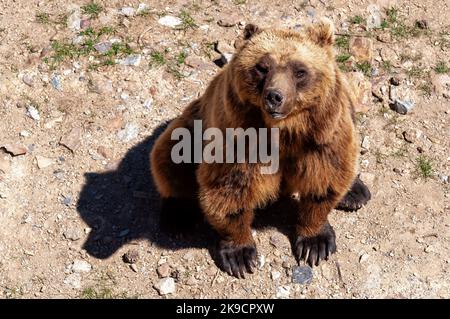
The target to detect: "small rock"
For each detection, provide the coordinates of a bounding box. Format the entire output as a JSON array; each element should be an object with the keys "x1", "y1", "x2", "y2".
[
  {"x1": 359, "y1": 253, "x2": 370, "y2": 263},
  {"x1": 71, "y1": 260, "x2": 92, "y2": 273},
  {"x1": 217, "y1": 14, "x2": 240, "y2": 27},
  {"x1": 60, "y1": 127, "x2": 83, "y2": 152},
  {"x1": 349, "y1": 37, "x2": 373, "y2": 62},
  {"x1": 130, "y1": 264, "x2": 138, "y2": 272},
  {"x1": 402, "y1": 129, "x2": 420, "y2": 144},
  {"x1": 22, "y1": 74, "x2": 34, "y2": 87},
  {"x1": 390, "y1": 99, "x2": 415, "y2": 115},
  {"x1": 36, "y1": 155, "x2": 53, "y2": 169},
  {"x1": 0, "y1": 144, "x2": 27, "y2": 156},
  {"x1": 119, "y1": 54, "x2": 142, "y2": 66},
  {"x1": 292, "y1": 265, "x2": 313, "y2": 284},
  {"x1": 270, "y1": 234, "x2": 288, "y2": 249},
  {"x1": 94, "y1": 41, "x2": 112, "y2": 54},
  {"x1": 415, "y1": 20, "x2": 428, "y2": 30},
  {"x1": 117, "y1": 123, "x2": 139, "y2": 142},
  {"x1": 154, "y1": 277, "x2": 176, "y2": 295},
  {"x1": 137, "y1": 3, "x2": 150, "y2": 14},
  {"x1": 376, "y1": 33, "x2": 392, "y2": 43},
  {"x1": 431, "y1": 74, "x2": 450, "y2": 98},
  {"x1": 158, "y1": 16, "x2": 182, "y2": 28},
  {"x1": 62, "y1": 195, "x2": 72, "y2": 206},
  {"x1": 119, "y1": 7, "x2": 135, "y2": 17},
  {"x1": 20, "y1": 130, "x2": 31, "y2": 137},
  {"x1": 157, "y1": 263, "x2": 171, "y2": 278},
  {"x1": 282, "y1": 261, "x2": 291, "y2": 269},
  {"x1": 123, "y1": 249, "x2": 139, "y2": 264},
  {"x1": 276, "y1": 286, "x2": 291, "y2": 298},
  {"x1": 182, "y1": 251, "x2": 196, "y2": 261},
  {"x1": 390, "y1": 77, "x2": 401, "y2": 86},
  {"x1": 257, "y1": 255, "x2": 266, "y2": 269},
  {"x1": 26, "y1": 105, "x2": 40, "y2": 121},
  {"x1": 361, "y1": 136, "x2": 370, "y2": 151},
  {"x1": 271, "y1": 270, "x2": 281, "y2": 280},
  {"x1": 67, "y1": 9, "x2": 81, "y2": 31},
  {"x1": 366, "y1": 4, "x2": 382, "y2": 29},
  {"x1": 424, "y1": 245, "x2": 435, "y2": 253},
  {"x1": 439, "y1": 174, "x2": 449, "y2": 184},
  {"x1": 63, "y1": 226, "x2": 82, "y2": 241},
  {"x1": 97, "y1": 146, "x2": 112, "y2": 159},
  {"x1": 51, "y1": 74, "x2": 62, "y2": 91},
  {"x1": 64, "y1": 273, "x2": 81, "y2": 289},
  {"x1": 346, "y1": 72, "x2": 372, "y2": 113},
  {"x1": 80, "y1": 19, "x2": 91, "y2": 29}
]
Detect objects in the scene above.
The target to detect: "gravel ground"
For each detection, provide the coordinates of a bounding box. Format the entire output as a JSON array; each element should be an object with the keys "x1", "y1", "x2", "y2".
[{"x1": 0, "y1": 0, "x2": 449, "y2": 298}]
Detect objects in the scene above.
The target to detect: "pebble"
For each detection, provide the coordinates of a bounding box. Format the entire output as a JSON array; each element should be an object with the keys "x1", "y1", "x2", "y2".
[
  {"x1": 359, "y1": 253, "x2": 370, "y2": 263},
  {"x1": 51, "y1": 74, "x2": 62, "y2": 91},
  {"x1": 292, "y1": 265, "x2": 313, "y2": 284},
  {"x1": 157, "y1": 263, "x2": 171, "y2": 278},
  {"x1": 424, "y1": 245, "x2": 435, "y2": 253},
  {"x1": 349, "y1": 37, "x2": 373, "y2": 62},
  {"x1": 431, "y1": 74, "x2": 450, "y2": 98},
  {"x1": 64, "y1": 273, "x2": 81, "y2": 289},
  {"x1": 62, "y1": 195, "x2": 72, "y2": 206},
  {"x1": 366, "y1": 4, "x2": 382, "y2": 29},
  {"x1": 183, "y1": 251, "x2": 196, "y2": 261},
  {"x1": 439, "y1": 174, "x2": 449, "y2": 184},
  {"x1": 154, "y1": 277, "x2": 176, "y2": 295},
  {"x1": 0, "y1": 144, "x2": 27, "y2": 156},
  {"x1": 361, "y1": 136, "x2": 370, "y2": 151},
  {"x1": 36, "y1": 155, "x2": 53, "y2": 169},
  {"x1": 20, "y1": 130, "x2": 31, "y2": 137},
  {"x1": 217, "y1": 14, "x2": 240, "y2": 27},
  {"x1": 63, "y1": 226, "x2": 82, "y2": 241},
  {"x1": 257, "y1": 255, "x2": 266, "y2": 269},
  {"x1": 137, "y1": 3, "x2": 150, "y2": 14},
  {"x1": 130, "y1": 264, "x2": 138, "y2": 272},
  {"x1": 71, "y1": 260, "x2": 92, "y2": 273},
  {"x1": 119, "y1": 7, "x2": 135, "y2": 17},
  {"x1": 402, "y1": 129, "x2": 420, "y2": 144},
  {"x1": 123, "y1": 249, "x2": 139, "y2": 264},
  {"x1": 271, "y1": 270, "x2": 281, "y2": 280},
  {"x1": 117, "y1": 123, "x2": 139, "y2": 142},
  {"x1": 276, "y1": 286, "x2": 291, "y2": 298},
  {"x1": 390, "y1": 99, "x2": 415, "y2": 115},
  {"x1": 60, "y1": 127, "x2": 83, "y2": 152},
  {"x1": 119, "y1": 54, "x2": 142, "y2": 66},
  {"x1": 22, "y1": 74, "x2": 34, "y2": 87},
  {"x1": 94, "y1": 41, "x2": 112, "y2": 54},
  {"x1": 270, "y1": 234, "x2": 288, "y2": 249},
  {"x1": 97, "y1": 146, "x2": 112, "y2": 159},
  {"x1": 158, "y1": 16, "x2": 182, "y2": 28},
  {"x1": 345, "y1": 72, "x2": 371, "y2": 113},
  {"x1": 67, "y1": 9, "x2": 81, "y2": 31},
  {"x1": 26, "y1": 105, "x2": 40, "y2": 121}
]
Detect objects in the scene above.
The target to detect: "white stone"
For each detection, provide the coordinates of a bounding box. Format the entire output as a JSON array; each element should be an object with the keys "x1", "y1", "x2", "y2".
[
  {"x1": 71, "y1": 260, "x2": 92, "y2": 273},
  {"x1": 158, "y1": 16, "x2": 182, "y2": 28},
  {"x1": 64, "y1": 273, "x2": 81, "y2": 289},
  {"x1": 276, "y1": 286, "x2": 291, "y2": 298},
  {"x1": 154, "y1": 277, "x2": 176, "y2": 295}
]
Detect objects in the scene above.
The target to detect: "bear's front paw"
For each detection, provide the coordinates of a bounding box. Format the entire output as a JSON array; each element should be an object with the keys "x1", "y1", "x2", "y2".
[
  {"x1": 218, "y1": 241, "x2": 257, "y2": 278},
  {"x1": 336, "y1": 176, "x2": 371, "y2": 212},
  {"x1": 295, "y1": 223, "x2": 336, "y2": 267}
]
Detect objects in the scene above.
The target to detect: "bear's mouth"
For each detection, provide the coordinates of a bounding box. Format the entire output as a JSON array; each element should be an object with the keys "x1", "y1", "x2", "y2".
[{"x1": 267, "y1": 111, "x2": 288, "y2": 120}]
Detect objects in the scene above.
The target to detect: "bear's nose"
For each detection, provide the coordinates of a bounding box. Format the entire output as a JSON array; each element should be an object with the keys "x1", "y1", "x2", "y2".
[{"x1": 265, "y1": 89, "x2": 284, "y2": 109}]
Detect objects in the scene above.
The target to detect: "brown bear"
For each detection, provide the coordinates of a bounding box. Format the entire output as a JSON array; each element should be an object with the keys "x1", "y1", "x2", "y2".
[{"x1": 151, "y1": 19, "x2": 370, "y2": 278}]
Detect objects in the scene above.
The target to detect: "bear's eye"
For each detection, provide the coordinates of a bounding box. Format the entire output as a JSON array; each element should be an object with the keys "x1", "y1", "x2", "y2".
[
  {"x1": 255, "y1": 63, "x2": 269, "y2": 75},
  {"x1": 295, "y1": 69, "x2": 307, "y2": 79}
]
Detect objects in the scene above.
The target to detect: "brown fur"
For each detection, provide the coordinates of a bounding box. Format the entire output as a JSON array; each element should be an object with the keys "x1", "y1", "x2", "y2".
[{"x1": 151, "y1": 19, "x2": 359, "y2": 274}]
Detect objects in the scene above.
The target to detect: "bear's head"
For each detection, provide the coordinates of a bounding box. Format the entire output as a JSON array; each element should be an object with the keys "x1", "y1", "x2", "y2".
[{"x1": 230, "y1": 19, "x2": 337, "y2": 125}]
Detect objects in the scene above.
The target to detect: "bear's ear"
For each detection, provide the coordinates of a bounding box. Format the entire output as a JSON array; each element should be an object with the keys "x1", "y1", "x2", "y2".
[
  {"x1": 243, "y1": 23, "x2": 261, "y2": 40},
  {"x1": 306, "y1": 18, "x2": 335, "y2": 47}
]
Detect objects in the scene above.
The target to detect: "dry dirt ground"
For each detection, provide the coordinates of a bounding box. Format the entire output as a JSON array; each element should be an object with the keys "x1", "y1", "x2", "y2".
[{"x1": 0, "y1": 0, "x2": 449, "y2": 299}]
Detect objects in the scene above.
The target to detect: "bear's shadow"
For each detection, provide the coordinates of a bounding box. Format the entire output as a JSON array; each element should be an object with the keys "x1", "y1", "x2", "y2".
[{"x1": 76, "y1": 120, "x2": 297, "y2": 265}]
